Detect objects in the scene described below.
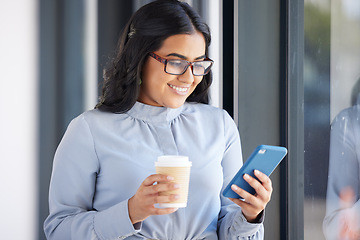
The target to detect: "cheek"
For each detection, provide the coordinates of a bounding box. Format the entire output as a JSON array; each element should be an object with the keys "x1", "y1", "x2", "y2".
[
  {"x1": 194, "y1": 76, "x2": 204, "y2": 87},
  {"x1": 142, "y1": 64, "x2": 163, "y2": 87},
  {"x1": 141, "y1": 60, "x2": 154, "y2": 81},
  {"x1": 143, "y1": 71, "x2": 173, "y2": 96}
]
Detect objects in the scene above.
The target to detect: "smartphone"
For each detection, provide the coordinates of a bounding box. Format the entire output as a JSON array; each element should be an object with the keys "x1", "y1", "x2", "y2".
[{"x1": 222, "y1": 145, "x2": 287, "y2": 199}]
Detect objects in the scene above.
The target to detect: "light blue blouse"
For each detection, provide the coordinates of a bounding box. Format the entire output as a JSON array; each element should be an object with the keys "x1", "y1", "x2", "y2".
[{"x1": 44, "y1": 102, "x2": 264, "y2": 240}]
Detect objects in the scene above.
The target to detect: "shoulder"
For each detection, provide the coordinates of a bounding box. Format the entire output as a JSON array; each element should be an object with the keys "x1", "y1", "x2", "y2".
[
  {"x1": 186, "y1": 102, "x2": 234, "y2": 124},
  {"x1": 183, "y1": 102, "x2": 231, "y2": 119},
  {"x1": 65, "y1": 109, "x2": 127, "y2": 134},
  {"x1": 78, "y1": 108, "x2": 128, "y2": 123},
  {"x1": 182, "y1": 103, "x2": 236, "y2": 131},
  {"x1": 332, "y1": 106, "x2": 360, "y2": 140},
  {"x1": 80, "y1": 108, "x2": 114, "y2": 122},
  {"x1": 332, "y1": 106, "x2": 360, "y2": 127}
]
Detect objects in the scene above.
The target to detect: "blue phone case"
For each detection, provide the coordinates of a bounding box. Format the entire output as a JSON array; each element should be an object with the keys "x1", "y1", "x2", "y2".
[{"x1": 222, "y1": 145, "x2": 287, "y2": 199}]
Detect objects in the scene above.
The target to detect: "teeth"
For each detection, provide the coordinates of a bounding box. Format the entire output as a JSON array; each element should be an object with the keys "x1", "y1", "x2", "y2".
[{"x1": 169, "y1": 84, "x2": 188, "y2": 92}]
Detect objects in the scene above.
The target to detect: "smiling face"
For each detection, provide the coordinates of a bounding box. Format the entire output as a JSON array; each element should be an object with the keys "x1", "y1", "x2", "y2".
[{"x1": 138, "y1": 31, "x2": 206, "y2": 108}]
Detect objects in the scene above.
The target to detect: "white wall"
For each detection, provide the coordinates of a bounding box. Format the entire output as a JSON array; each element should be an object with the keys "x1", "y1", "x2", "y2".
[
  {"x1": 0, "y1": 0, "x2": 38, "y2": 239},
  {"x1": 208, "y1": 0, "x2": 223, "y2": 108},
  {"x1": 84, "y1": 0, "x2": 99, "y2": 110}
]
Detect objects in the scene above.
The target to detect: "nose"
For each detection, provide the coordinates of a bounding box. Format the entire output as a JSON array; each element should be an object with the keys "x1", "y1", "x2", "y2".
[{"x1": 178, "y1": 65, "x2": 195, "y2": 84}]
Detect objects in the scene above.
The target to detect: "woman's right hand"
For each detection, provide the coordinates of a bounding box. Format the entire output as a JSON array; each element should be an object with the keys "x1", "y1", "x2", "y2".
[{"x1": 128, "y1": 174, "x2": 180, "y2": 224}]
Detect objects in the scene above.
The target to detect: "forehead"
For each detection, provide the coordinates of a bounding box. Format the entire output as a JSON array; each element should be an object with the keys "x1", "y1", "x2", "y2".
[{"x1": 156, "y1": 32, "x2": 206, "y2": 59}]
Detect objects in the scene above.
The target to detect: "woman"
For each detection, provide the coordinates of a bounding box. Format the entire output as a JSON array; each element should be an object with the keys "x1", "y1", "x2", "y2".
[
  {"x1": 323, "y1": 105, "x2": 360, "y2": 239},
  {"x1": 44, "y1": 1, "x2": 272, "y2": 239}
]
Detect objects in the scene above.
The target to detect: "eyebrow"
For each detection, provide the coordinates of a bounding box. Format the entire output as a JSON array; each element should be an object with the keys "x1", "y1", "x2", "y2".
[{"x1": 166, "y1": 53, "x2": 206, "y2": 60}]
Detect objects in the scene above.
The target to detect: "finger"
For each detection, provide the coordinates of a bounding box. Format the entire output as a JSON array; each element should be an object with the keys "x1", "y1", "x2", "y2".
[
  {"x1": 242, "y1": 174, "x2": 264, "y2": 194},
  {"x1": 230, "y1": 198, "x2": 261, "y2": 218},
  {"x1": 143, "y1": 182, "x2": 180, "y2": 195},
  {"x1": 229, "y1": 194, "x2": 248, "y2": 206},
  {"x1": 229, "y1": 193, "x2": 265, "y2": 222},
  {"x1": 244, "y1": 174, "x2": 272, "y2": 203},
  {"x1": 142, "y1": 174, "x2": 174, "y2": 186},
  {"x1": 243, "y1": 173, "x2": 271, "y2": 201},
  {"x1": 230, "y1": 184, "x2": 256, "y2": 203},
  {"x1": 250, "y1": 171, "x2": 272, "y2": 202},
  {"x1": 151, "y1": 206, "x2": 179, "y2": 216},
  {"x1": 253, "y1": 170, "x2": 273, "y2": 192},
  {"x1": 144, "y1": 193, "x2": 181, "y2": 205}
]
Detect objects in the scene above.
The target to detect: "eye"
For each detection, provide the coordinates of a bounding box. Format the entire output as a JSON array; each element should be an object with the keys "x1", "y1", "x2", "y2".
[
  {"x1": 193, "y1": 62, "x2": 204, "y2": 68},
  {"x1": 167, "y1": 60, "x2": 185, "y2": 68}
]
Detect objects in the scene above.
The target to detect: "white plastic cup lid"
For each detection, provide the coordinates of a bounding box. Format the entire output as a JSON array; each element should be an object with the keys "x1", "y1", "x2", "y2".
[{"x1": 155, "y1": 155, "x2": 192, "y2": 167}]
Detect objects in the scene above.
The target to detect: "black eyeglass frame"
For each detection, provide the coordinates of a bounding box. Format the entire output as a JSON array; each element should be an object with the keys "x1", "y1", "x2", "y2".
[{"x1": 148, "y1": 52, "x2": 214, "y2": 76}]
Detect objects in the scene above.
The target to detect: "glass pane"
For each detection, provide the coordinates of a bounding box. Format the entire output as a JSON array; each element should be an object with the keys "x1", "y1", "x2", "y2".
[{"x1": 304, "y1": 0, "x2": 360, "y2": 239}]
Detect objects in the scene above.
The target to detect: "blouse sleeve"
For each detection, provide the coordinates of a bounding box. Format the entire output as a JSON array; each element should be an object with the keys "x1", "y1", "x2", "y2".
[
  {"x1": 43, "y1": 115, "x2": 140, "y2": 240},
  {"x1": 217, "y1": 110, "x2": 264, "y2": 240}
]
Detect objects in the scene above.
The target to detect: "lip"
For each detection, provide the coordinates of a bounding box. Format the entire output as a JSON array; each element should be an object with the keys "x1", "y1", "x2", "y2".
[{"x1": 167, "y1": 83, "x2": 190, "y2": 96}]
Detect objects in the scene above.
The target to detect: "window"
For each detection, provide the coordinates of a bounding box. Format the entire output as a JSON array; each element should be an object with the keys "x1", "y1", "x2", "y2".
[{"x1": 304, "y1": 0, "x2": 360, "y2": 239}]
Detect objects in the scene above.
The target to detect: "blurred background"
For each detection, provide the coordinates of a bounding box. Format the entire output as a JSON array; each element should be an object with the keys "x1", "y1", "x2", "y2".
[{"x1": 1, "y1": 0, "x2": 359, "y2": 239}]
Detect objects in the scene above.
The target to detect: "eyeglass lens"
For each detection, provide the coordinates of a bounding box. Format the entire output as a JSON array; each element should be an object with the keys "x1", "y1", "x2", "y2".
[{"x1": 165, "y1": 60, "x2": 212, "y2": 76}]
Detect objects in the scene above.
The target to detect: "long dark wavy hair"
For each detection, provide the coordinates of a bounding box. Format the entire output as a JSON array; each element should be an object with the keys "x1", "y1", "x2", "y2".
[{"x1": 95, "y1": 0, "x2": 212, "y2": 113}]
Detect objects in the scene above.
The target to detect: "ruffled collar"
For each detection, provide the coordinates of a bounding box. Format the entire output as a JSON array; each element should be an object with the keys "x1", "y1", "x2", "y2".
[{"x1": 126, "y1": 102, "x2": 185, "y2": 123}]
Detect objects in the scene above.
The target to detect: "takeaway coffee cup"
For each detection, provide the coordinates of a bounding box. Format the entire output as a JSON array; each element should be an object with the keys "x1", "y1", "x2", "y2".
[{"x1": 155, "y1": 155, "x2": 192, "y2": 208}]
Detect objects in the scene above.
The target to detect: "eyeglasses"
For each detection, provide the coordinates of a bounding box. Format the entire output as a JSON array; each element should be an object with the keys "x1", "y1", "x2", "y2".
[{"x1": 148, "y1": 52, "x2": 213, "y2": 76}]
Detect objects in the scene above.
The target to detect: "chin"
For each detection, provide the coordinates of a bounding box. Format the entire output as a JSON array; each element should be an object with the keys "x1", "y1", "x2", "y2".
[{"x1": 164, "y1": 100, "x2": 186, "y2": 109}]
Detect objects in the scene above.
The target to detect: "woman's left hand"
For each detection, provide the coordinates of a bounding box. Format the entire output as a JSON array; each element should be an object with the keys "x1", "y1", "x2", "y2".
[{"x1": 229, "y1": 170, "x2": 272, "y2": 223}]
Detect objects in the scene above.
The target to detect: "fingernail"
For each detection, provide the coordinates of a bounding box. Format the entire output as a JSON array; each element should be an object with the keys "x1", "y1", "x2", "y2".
[
  {"x1": 167, "y1": 176, "x2": 174, "y2": 181},
  {"x1": 254, "y1": 170, "x2": 260, "y2": 174},
  {"x1": 174, "y1": 194, "x2": 180, "y2": 199},
  {"x1": 244, "y1": 174, "x2": 250, "y2": 179},
  {"x1": 174, "y1": 184, "x2": 180, "y2": 189},
  {"x1": 231, "y1": 184, "x2": 238, "y2": 191}
]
